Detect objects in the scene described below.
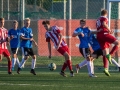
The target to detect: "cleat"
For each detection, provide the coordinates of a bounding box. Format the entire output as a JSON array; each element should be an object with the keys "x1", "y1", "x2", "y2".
[
  {"x1": 60, "y1": 71, "x2": 67, "y2": 77},
  {"x1": 8, "y1": 72, "x2": 14, "y2": 75},
  {"x1": 76, "y1": 64, "x2": 79, "y2": 73},
  {"x1": 104, "y1": 68, "x2": 110, "y2": 76},
  {"x1": 89, "y1": 74, "x2": 97, "y2": 77},
  {"x1": 92, "y1": 74, "x2": 97, "y2": 77},
  {"x1": 12, "y1": 67, "x2": 14, "y2": 71},
  {"x1": 70, "y1": 71, "x2": 74, "y2": 77},
  {"x1": 118, "y1": 67, "x2": 120, "y2": 72},
  {"x1": 30, "y1": 69, "x2": 36, "y2": 75},
  {"x1": 106, "y1": 54, "x2": 112, "y2": 64},
  {"x1": 17, "y1": 67, "x2": 21, "y2": 74}
]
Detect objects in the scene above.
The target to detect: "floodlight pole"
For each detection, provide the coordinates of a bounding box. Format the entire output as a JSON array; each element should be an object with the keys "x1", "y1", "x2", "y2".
[
  {"x1": 118, "y1": 2, "x2": 120, "y2": 19},
  {"x1": 107, "y1": 0, "x2": 111, "y2": 28},
  {"x1": 7, "y1": 0, "x2": 9, "y2": 20},
  {"x1": 1, "y1": 0, "x2": 3, "y2": 17},
  {"x1": 64, "y1": 0, "x2": 66, "y2": 19}
]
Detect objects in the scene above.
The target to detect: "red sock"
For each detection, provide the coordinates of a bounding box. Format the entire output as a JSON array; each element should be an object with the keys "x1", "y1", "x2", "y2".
[
  {"x1": 66, "y1": 60, "x2": 73, "y2": 71},
  {"x1": 103, "y1": 56, "x2": 108, "y2": 68},
  {"x1": 61, "y1": 62, "x2": 67, "y2": 71},
  {"x1": 8, "y1": 61, "x2": 12, "y2": 72},
  {"x1": 110, "y1": 45, "x2": 118, "y2": 55}
]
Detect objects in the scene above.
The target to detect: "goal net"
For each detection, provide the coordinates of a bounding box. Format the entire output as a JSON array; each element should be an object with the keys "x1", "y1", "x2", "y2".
[{"x1": 107, "y1": 0, "x2": 120, "y2": 66}]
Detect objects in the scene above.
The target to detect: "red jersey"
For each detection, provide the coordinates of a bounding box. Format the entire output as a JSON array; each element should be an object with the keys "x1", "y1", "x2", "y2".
[
  {"x1": 0, "y1": 27, "x2": 8, "y2": 49},
  {"x1": 96, "y1": 16, "x2": 108, "y2": 35},
  {"x1": 45, "y1": 26, "x2": 67, "y2": 48}
]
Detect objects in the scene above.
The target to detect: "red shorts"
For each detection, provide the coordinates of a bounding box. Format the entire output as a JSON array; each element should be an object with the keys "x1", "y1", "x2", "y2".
[
  {"x1": 97, "y1": 33, "x2": 116, "y2": 50},
  {"x1": 57, "y1": 46, "x2": 70, "y2": 55},
  {"x1": 0, "y1": 49, "x2": 10, "y2": 57}
]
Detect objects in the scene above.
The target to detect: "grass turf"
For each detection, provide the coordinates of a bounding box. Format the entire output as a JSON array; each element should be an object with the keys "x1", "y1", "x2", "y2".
[{"x1": 0, "y1": 56, "x2": 120, "y2": 90}]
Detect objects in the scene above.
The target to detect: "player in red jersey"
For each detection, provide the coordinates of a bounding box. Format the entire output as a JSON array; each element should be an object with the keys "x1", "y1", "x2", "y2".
[
  {"x1": 96, "y1": 9, "x2": 120, "y2": 75},
  {"x1": 0, "y1": 18, "x2": 12, "y2": 74},
  {"x1": 42, "y1": 20, "x2": 74, "y2": 77}
]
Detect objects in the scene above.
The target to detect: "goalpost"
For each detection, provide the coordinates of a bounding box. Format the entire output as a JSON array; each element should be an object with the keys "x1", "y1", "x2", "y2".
[{"x1": 107, "y1": 0, "x2": 120, "y2": 66}]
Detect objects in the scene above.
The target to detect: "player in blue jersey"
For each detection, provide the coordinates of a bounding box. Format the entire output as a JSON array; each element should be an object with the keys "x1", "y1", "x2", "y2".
[
  {"x1": 76, "y1": 33, "x2": 120, "y2": 76},
  {"x1": 72, "y1": 19, "x2": 95, "y2": 77},
  {"x1": 8, "y1": 20, "x2": 20, "y2": 71},
  {"x1": 17, "y1": 18, "x2": 38, "y2": 75}
]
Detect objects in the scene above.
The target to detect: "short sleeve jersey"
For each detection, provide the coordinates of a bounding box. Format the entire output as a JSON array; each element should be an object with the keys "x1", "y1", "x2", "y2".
[
  {"x1": 0, "y1": 27, "x2": 8, "y2": 49},
  {"x1": 45, "y1": 26, "x2": 67, "y2": 48},
  {"x1": 8, "y1": 29, "x2": 21, "y2": 48},
  {"x1": 20, "y1": 27, "x2": 33, "y2": 48},
  {"x1": 74, "y1": 27, "x2": 90, "y2": 48},
  {"x1": 89, "y1": 34, "x2": 101, "y2": 51},
  {"x1": 96, "y1": 16, "x2": 108, "y2": 35}
]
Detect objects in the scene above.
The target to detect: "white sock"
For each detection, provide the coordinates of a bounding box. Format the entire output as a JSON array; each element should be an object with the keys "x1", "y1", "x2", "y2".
[
  {"x1": 91, "y1": 61, "x2": 94, "y2": 74},
  {"x1": 87, "y1": 61, "x2": 92, "y2": 75},
  {"x1": 31, "y1": 59, "x2": 36, "y2": 69},
  {"x1": 112, "y1": 58, "x2": 120, "y2": 67},
  {"x1": 12, "y1": 58, "x2": 16, "y2": 68},
  {"x1": 19, "y1": 59, "x2": 26, "y2": 68},
  {"x1": 79, "y1": 60, "x2": 87, "y2": 68},
  {"x1": 21, "y1": 58, "x2": 25, "y2": 68},
  {"x1": 16, "y1": 58, "x2": 20, "y2": 67}
]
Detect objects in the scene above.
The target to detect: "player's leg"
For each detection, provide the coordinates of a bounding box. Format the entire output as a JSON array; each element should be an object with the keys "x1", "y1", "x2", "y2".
[
  {"x1": 17, "y1": 48, "x2": 28, "y2": 74},
  {"x1": 11, "y1": 48, "x2": 18, "y2": 70},
  {"x1": 28, "y1": 48, "x2": 36, "y2": 75},
  {"x1": 111, "y1": 58, "x2": 120, "y2": 71},
  {"x1": 110, "y1": 40, "x2": 119, "y2": 55},
  {"x1": 105, "y1": 35, "x2": 119, "y2": 64},
  {"x1": 21, "y1": 47, "x2": 25, "y2": 68},
  {"x1": 58, "y1": 46, "x2": 74, "y2": 77},
  {"x1": 102, "y1": 48, "x2": 110, "y2": 76},
  {"x1": 3, "y1": 49, "x2": 12, "y2": 74},
  {"x1": 21, "y1": 47, "x2": 26, "y2": 68}
]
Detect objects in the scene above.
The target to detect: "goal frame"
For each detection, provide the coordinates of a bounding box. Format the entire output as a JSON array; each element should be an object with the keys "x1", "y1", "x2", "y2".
[
  {"x1": 107, "y1": 0, "x2": 120, "y2": 66},
  {"x1": 107, "y1": 0, "x2": 120, "y2": 27}
]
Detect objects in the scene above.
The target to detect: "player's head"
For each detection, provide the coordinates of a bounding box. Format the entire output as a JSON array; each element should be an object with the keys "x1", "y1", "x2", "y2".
[
  {"x1": 42, "y1": 20, "x2": 50, "y2": 31},
  {"x1": 80, "y1": 19, "x2": 86, "y2": 27},
  {"x1": 13, "y1": 20, "x2": 18, "y2": 29},
  {"x1": 24, "y1": 18, "x2": 31, "y2": 28},
  {"x1": 101, "y1": 9, "x2": 108, "y2": 16},
  {"x1": 0, "y1": 18, "x2": 5, "y2": 28}
]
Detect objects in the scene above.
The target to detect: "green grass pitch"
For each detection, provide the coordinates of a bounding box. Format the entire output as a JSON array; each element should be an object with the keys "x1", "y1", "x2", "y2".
[{"x1": 0, "y1": 56, "x2": 120, "y2": 90}]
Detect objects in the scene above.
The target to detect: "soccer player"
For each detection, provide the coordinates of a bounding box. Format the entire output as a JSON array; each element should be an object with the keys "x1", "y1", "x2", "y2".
[
  {"x1": 0, "y1": 18, "x2": 12, "y2": 74},
  {"x1": 76, "y1": 34, "x2": 120, "y2": 76},
  {"x1": 8, "y1": 20, "x2": 20, "y2": 71},
  {"x1": 17, "y1": 18, "x2": 38, "y2": 75},
  {"x1": 42, "y1": 20, "x2": 74, "y2": 77},
  {"x1": 72, "y1": 19, "x2": 95, "y2": 77},
  {"x1": 96, "y1": 9, "x2": 120, "y2": 73}
]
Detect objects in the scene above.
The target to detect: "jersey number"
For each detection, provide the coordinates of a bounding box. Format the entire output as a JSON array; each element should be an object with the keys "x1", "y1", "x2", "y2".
[{"x1": 96, "y1": 20, "x2": 101, "y2": 28}]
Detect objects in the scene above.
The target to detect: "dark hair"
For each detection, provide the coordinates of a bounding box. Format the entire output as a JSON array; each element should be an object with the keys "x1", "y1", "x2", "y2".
[
  {"x1": 0, "y1": 18, "x2": 4, "y2": 21},
  {"x1": 42, "y1": 20, "x2": 50, "y2": 25},
  {"x1": 80, "y1": 19, "x2": 86, "y2": 23},
  {"x1": 101, "y1": 9, "x2": 108, "y2": 15}
]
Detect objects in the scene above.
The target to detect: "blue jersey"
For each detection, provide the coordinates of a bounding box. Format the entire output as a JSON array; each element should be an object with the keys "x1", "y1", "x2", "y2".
[
  {"x1": 74, "y1": 27, "x2": 90, "y2": 48},
  {"x1": 89, "y1": 34, "x2": 101, "y2": 51},
  {"x1": 20, "y1": 27, "x2": 33, "y2": 48},
  {"x1": 8, "y1": 29, "x2": 21, "y2": 48}
]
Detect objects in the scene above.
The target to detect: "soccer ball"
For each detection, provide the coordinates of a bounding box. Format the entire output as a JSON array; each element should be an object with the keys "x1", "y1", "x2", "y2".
[{"x1": 48, "y1": 63, "x2": 56, "y2": 71}]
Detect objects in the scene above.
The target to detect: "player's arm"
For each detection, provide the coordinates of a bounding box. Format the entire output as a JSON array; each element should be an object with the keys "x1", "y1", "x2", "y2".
[
  {"x1": 48, "y1": 42, "x2": 51, "y2": 58},
  {"x1": 56, "y1": 33, "x2": 63, "y2": 50},
  {"x1": 72, "y1": 31, "x2": 84, "y2": 37},
  {"x1": 46, "y1": 35, "x2": 51, "y2": 58},
  {"x1": 32, "y1": 38, "x2": 38, "y2": 47},
  {"x1": 20, "y1": 35, "x2": 31, "y2": 40},
  {"x1": 102, "y1": 21, "x2": 111, "y2": 32}
]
